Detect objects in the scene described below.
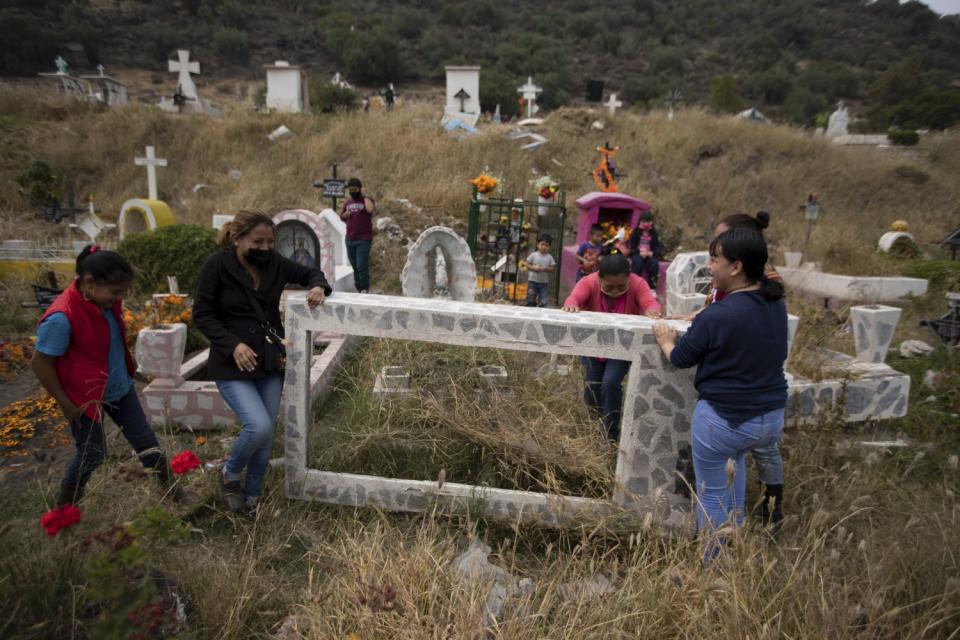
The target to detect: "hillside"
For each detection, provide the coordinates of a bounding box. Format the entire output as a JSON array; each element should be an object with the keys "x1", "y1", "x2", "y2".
[{"x1": 3, "y1": 0, "x2": 960, "y2": 129}]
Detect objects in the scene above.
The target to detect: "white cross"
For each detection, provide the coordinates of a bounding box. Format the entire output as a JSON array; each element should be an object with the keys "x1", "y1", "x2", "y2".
[
  {"x1": 168, "y1": 49, "x2": 200, "y2": 99},
  {"x1": 134, "y1": 145, "x2": 167, "y2": 201},
  {"x1": 517, "y1": 76, "x2": 542, "y2": 118},
  {"x1": 605, "y1": 93, "x2": 623, "y2": 116},
  {"x1": 97, "y1": 64, "x2": 106, "y2": 77}
]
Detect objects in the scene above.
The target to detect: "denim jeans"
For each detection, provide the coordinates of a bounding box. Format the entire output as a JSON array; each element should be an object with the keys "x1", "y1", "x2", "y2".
[
  {"x1": 346, "y1": 238, "x2": 372, "y2": 292},
  {"x1": 217, "y1": 374, "x2": 283, "y2": 498},
  {"x1": 525, "y1": 281, "x2": 549, "y2": 307},
  {"x1": 64, "y1": 387, "x2": 162, "y2": 489},
  {"x1": 691, "y1": 399, "x2": 784, "y2": 557},
  {"x1": 582, "y1": 357, "x2": 631, "y2": 440}
]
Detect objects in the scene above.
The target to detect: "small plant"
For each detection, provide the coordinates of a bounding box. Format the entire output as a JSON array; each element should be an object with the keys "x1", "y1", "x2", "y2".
[
  {"x1": 118, "y1": 225, "x2": 217, "y2": 297},
  {"x1": 15, "y1": 160, "x2": 57, "y2": 208},
  {"x1": 888, "y1": 129, "x2": 919, "y2": 146},
  {"x1": 311, "y1": 82, "x2": 359, "y2": 113}
]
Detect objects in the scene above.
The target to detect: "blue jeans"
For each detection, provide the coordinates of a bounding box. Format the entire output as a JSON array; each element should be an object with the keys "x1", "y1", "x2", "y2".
[
  {"x1": 346, "y1": 238, "x2": 372, "y2": 292},
  {"x1": 582, "y1": 357, "x2": 631, "y2": 440},
  {"x1": 691, "y1": 400, "x2": 784, "y2": 557},
  {"x1": 526, "y1": 281, "x2": 549, "y2": 307},
  {"x1": 217, "y1": 375, "x2": 283, "y2": 498},
  {"x1": 64, "y1": 387, "x2": 162, "y2": 489}
]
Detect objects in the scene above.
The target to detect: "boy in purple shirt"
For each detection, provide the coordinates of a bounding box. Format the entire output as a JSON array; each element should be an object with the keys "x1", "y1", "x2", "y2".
[{"x1": 339, "y1": 177, "x2": 376, "y2": 292}]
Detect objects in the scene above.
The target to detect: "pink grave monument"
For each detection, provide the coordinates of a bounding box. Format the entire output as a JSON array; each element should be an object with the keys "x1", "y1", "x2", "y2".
[{"x1": 561, "y1": 192, "x2": 655, "y2": 288}]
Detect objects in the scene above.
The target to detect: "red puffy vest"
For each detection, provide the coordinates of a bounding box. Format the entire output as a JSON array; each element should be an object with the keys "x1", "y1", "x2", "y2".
[{"x1": 38, "y1": 280, "x2": 136, "y2": 421}]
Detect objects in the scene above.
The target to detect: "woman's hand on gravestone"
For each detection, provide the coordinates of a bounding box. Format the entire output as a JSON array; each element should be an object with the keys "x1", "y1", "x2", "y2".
[
  {"x1": 306, "y1": 287, "x2": 326, "y2": 308},
  {"x1": 233, "y1": 343, "x2": 258, "y2": 372},
  {"x1": 561, "y1": 305, "x2": 580, "y2": 313}
]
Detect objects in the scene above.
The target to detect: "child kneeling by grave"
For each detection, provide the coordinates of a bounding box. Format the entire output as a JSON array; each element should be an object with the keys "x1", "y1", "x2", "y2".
[
  {"x1": 193, "y1": 210, "x2": 331, "y2": 513},
  {"x1": 525, "y1": 234, "x2": 556, "y2": 307},
  {"x1": 653, "y1": 228, "x2": 788, "y2": 561},
  {"x1": 31, "y1": 246, "x2": 189, "y2": 507},
  {"x1": 562, "y1": 254, "x2": 662, "y2": 440}
]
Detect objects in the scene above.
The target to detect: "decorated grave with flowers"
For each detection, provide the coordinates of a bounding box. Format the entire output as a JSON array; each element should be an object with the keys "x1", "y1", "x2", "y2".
[{"x1": 465, "y1": 173, "x2": 567, "y2": 305}]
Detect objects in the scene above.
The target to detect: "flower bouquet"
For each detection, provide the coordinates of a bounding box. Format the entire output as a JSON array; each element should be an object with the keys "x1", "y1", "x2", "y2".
[{"x1": 532, "y1": 176, "x2": 560, "y2": 215}]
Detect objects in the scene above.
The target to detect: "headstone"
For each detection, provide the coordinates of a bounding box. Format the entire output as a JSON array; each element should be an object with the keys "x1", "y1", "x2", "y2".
[
  {"x1": 517, "y1": 76, "x2": 542, "y2": 119},
  {"x1": 826, "y1": 101, "x2": 849, "y2": 138},
  {"x1": 604, "y1": 93, "x2": 623, "y2": 116},
  {"x1": 850, "y1": 305, "x2": 902, "y2": 364},
  {"x1": 273, "y1": 209, "x2": 354, "y2": 292},
  {"x1": 80, "y1": 65, "x2": 129, "y2": 107},
  {"x1": 492, "y1": 104, "x2": 501, "y2": 124},
  {"x1": 134, "y1": 145, "x2": 167, "y2": 201},
  {"x1": 444, "y1": 66, "x2": 481, "y2": 127},
  {"x1": 118, "y1": 199, "x2": 176, "y2": 240},
  {"x1": 264, "y1": 61, "x2": 309, "y2": 113},
  {"x1": 664, "y1": 252, "x2": 711, "y2": 317},
  {"x1": 400, "y1": 226, "x2": 477, "y2": 301},
  {"x1": 267, "y1": 125, "x2": 293, "y2": 141},
  {"x1": 168, "y1": 49, "x2": 199, "y2": 100},
  {"x1": 38, "y1": 58, "x2": 93, "y2": 102}
]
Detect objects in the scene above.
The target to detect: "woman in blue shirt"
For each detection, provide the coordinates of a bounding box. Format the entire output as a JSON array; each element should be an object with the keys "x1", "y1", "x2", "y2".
[{"x1": 653, "y1": 228, "x2": 787, "y2": 559}]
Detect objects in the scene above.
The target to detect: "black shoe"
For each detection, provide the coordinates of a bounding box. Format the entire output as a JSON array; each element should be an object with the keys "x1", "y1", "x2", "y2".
[
  {"x1": 57, "y1": 483, "x2": 84, "y2": 506},
  {"x1": 761, "y1": 484, "x2": 784, "y2": 536},
  {"x1": 221, "y1": 477, "x2": 245, "y2": 512}
]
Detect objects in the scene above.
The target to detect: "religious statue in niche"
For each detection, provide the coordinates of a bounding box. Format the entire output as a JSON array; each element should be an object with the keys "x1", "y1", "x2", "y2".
[{"x1": 276, "y1": 220, "x2": 319, "y2": 268}]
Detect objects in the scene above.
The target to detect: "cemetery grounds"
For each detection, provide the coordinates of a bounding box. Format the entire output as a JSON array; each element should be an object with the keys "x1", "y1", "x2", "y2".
[{"x1": 0, "y1": 89, "x2": 958, "y2": 638}]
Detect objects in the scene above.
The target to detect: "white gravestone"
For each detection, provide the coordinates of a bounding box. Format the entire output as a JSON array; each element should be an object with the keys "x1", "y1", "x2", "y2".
[
  {"x1": 826, "y1": 101, "x2": 849, "y2": 138},
  {"x1": 517, "y1": 76, "x2": 542, "y2": 118},
  {"x1": 444, "y1": 66, "x2": 481, "y2": 127},
  {"x1": 604, "y1": 93, "x2": 623, "y2": 116},
  {"x1": 665, "y1": 252, "x2": 711, "y2": 317},
  {"x1": 264, "y1": 61, "x2": 309, "y2": 113},
  {"x1": 134, "y1": 146, "x2": 167, "y2": 201},
  {"x1": 169, "y1": 49, "x2": 200, "y2": 99}
]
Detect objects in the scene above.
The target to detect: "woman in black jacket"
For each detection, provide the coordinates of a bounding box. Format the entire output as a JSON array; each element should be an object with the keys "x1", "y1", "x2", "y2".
[{"x1": 193, "y1": 210, "x2": 330, "y2": 512}]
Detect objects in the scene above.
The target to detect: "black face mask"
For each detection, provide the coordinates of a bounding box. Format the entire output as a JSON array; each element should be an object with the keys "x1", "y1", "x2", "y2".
[
  {"x1": 245, "y1": 248, "x2": 272, "y2": 268},
  {"x1": 350, "y1": 190, "x2": 363, "y2": 201}
]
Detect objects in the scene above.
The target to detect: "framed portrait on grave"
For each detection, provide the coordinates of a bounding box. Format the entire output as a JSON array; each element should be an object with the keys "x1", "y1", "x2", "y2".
[{"x1": 276, "y1": 220, "x2": 320, "y2": 268}]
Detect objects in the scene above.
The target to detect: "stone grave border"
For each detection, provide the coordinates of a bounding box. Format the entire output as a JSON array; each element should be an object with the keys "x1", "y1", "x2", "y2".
[{"x1": 284, "y1": 292, "x2": 697, "y2": 529}]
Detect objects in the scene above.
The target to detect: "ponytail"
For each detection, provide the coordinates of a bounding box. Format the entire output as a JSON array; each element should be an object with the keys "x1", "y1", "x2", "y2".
[
  {"x1": 217, "y1": 210, "x2": 275, "y2": 249},
  {"x1": 758, "y1": 275, "x2": 784, "y2": 301},
  {"x1": 76, "y1": 245, "x2": 134, "y2": 286}
]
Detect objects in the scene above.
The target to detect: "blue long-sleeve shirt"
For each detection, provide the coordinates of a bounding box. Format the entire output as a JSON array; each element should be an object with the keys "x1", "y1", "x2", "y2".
[{"x1": 670, "y1": 290, "x2": 788, "y2": 425}]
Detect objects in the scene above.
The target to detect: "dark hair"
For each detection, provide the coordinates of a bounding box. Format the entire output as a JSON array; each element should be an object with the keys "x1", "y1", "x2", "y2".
[
  {"x1": 709, "y1": 228, "x2": 783, "y2": 300},
  {"x1": 639, "y1": 210, "x2": 654, "y2": 222},
  {"x1": 76, "y1": 245, "x2": 134, "y2": 285},
  {"x1": 598, "y1": 253, "x2": 630, "y2": 277},
  {"x1": 590, "y1": 223, "x2": 604, "y2": 234},
  {"x1": 537, "y1": 234, "x2": 552, "y2": 245},
  {"x1": 720, "y1": 210, "x2": 770, "y2": 232},
  {"x1": 346, "y1": 177, "x2": 362, "y2": 189},
  {"x1": 217, "y1": 209, "x2": 275, "y2": 248}
]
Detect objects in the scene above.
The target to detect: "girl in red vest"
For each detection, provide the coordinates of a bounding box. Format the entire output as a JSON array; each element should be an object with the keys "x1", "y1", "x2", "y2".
[{"x1": 31, "y1": 246, "x2": 185, "y2": 506}]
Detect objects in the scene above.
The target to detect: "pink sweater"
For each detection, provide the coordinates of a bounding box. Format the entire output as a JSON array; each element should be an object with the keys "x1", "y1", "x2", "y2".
[{"x1": 563, "y1": 272, "x2": 661, "y2": 315}]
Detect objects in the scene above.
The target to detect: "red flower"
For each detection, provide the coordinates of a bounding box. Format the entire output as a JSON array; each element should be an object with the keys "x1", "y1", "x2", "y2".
[
  {"x1": 40, "y1": 504, "x2": 83, "y2": 536},
  {"x1": 170, "y1": 450, "x2": 201, "y2": 475}
]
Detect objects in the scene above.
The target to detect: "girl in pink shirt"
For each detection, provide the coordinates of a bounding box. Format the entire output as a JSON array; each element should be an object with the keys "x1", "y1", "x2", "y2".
[{"x1": 562, "y1": 254, "x2": 661, "y2": 440}]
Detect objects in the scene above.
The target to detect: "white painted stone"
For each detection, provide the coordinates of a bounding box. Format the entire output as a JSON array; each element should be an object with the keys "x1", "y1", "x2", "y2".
[
  {"x1": 267, "y1": 125, "x2": 292, "y2": 142},
  {"x1": 444, "y1": 66, "x2": 481, "y2": 125},
  {"x1": 135, "y1": 323, "x2": 187, "y2": 378},
  {"x1": 783, "y1": 252, "x2": 802, "y2": 268},
  {"x1": 517, "y1": 76, "x2": 542, "y2": 118},
  {"x1": 400, "y1": 226, "x2": 477, "y2": 302},
  {"x1": 899, "y1": 339, "x2": 934, "y2": 358},
  {"x1": 878, "y1": 231, "x2": 914, "y2": 252},
  {"x1": 665, "y1": 252, "x2": 711, "y2": 316},
  {"x1": 264, "y1": 61, "x2": 309, "y2": 113},
  {"x1": 778, "y1": 266, "x2": 928, "y2": 301},
  {"x1": 168, "y1": 49, "x2": 200, "y2": 100},
  {"x1": 826, "y1": 101, "x2": 849, "y2": 138},
  {"x1": 850, "y1": 305, "x2": 902, "y2": 363}
]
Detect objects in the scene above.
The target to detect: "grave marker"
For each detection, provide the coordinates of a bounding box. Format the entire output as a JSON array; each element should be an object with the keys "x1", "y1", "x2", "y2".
[
  {"x1": 604, "y1": 93, "x2": 623, "y2": 116},
  {"x1": 168, "y1": 49, "x2": 200, "y2": 100},
  {"x1": 517, "y1": 76, "x2": 542, "y2": 118},
  {"x1": 134, "y1": 145, "x2": 167, "y2": 201}
]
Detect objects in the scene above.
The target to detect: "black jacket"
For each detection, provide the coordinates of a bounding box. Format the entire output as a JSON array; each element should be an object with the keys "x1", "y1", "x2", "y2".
[
  {"x1": 628, "y1": 226, "x2": 661, "y2": 260},
  {"x1": 193, "y1": 248, "x2": 331, "y2": 380}
]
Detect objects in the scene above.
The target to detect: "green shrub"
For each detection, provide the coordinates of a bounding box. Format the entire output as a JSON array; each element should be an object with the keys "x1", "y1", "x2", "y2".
[
  {"x1": 708, "y1": 76, "x2": 744, "y2": 114},
  {"x1": 901, "y1": 260, "x2": 960, "y2": 290},
  {"x1": 311, "y1": 81, "x2": 360, "y2": 113},
  {"x1": 118, "y1": 225, "x2": 218, "y2": 297},
  {"x1": 213, "y1": 27, "x2": 250, "y2": 60},
  {"x1": 888, "y1": 129, "x2": 919, "y2": 146},
  {"x1": 887, "y1": 235, "x2": 921, "y2": 259}
]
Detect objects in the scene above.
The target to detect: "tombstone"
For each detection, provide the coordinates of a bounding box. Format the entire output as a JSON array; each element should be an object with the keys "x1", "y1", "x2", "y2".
[
  {"x1": 444, "y1": 66, "x2": 481, "y2": 127},
  {"x1": 850, "y1": 305, "x2": 902, "y2": 364},
  {"x1": 736, "y1": 107, "x2": 768, "y2": 123},
  {"x1": 38, "y1": 58, "x2": 93, "y2": 102},
  {"x1": 491, "y1": 104, "x2": 502, "y2": 124},
  {"x1": 826, "y1": 101, "x2": 849, "y2": 138},
  {"x1": 80, "y1": 65, "x2": 129, "y2": 107},
  {"x1": 517, "y1": 76, "x2": 542, "y2": 119},
  {"x1": 560, "y1": 192, "x2": 651, "y2": 287},
  {"x1": 585, "y1": 80, "x2": 604, "y2": 103},
  {"x1": 604, "y1": 93, "x2": 623, "y2": 117},
  {"x1": 212, "y1": 213, "x2": 235, "y2": 231},
  {"x1": 878, "y1": 220, "x2": 915, "y2": 253},
  {"x1": 400, "y1": 226, "x2": 477, "y2": 301},
  {"x1": 664, "y1": 252, "x2": 711, "y2": 317},
  {"x1": 158, "y1": 49, "x2": 221, "y2": 116},
  {"x1": 134, "y1": 145, "x2": 167, "y2": 201},
  {"x1": 273, "y1": 209, "x2": 353, "y2": 292},
  {"x1": 264, "y1": 61, "x2": 309, "y2": 113},
  {"x1": 118, "y1": 199, "x2": 176, "y2": 240}
]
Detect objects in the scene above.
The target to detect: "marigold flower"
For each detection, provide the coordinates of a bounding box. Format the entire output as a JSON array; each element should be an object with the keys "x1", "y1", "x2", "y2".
[
  {"x1": 40, "y1": 503, "x2": 83, "y2": 536},
  {"x1": 170, "y1": 450, "x2": 201, "y2": 475}
]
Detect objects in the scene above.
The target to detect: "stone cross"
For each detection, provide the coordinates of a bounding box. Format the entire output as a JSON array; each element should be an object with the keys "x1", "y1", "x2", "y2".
[
  {"x1": 134, "y1": 145, "x2": 168, "y2": 201},
  {"x1": 168, "y1": 49, "x2": 200, "y2": 99},
  {"x1": 97, "y1": 64, "x2": 106, "y2": 77},
  {"x1": 55, "y1": 56, "x2": 68, "y2": 75},
  {"x1": 517, "y1": 76, "x2": 542, "y2": 118},
  {"x1": 604, "y1": 93, "x2": 623, "y2": 116}
]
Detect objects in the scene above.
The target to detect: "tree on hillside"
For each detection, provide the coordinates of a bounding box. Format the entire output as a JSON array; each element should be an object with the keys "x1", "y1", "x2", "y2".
[{"x1": 709, "y1": 76, "x2": 744, "y2": 114}]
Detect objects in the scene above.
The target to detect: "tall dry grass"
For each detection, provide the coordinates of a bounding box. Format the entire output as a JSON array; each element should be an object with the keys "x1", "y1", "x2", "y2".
[{"x1": 2, "y1": 87, "x2": 958, "y2": 274}]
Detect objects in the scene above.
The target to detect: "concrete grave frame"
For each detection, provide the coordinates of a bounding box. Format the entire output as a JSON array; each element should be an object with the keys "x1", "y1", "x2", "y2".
[
  {"x1": 400, "y1": 226, "x2": 477, "y2": 301},
  {"x1": 284, "y1": 292, "x2": 697, "y2": 529}
]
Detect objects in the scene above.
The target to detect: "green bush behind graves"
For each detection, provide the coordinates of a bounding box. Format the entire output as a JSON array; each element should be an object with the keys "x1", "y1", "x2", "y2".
[
  {"x1": 311, "y1": 82, "x2": 360, "y2": 114},
  {"x1": 888, "y1": 130, "x2": 919, "y2": 146},
  {"x1": 118, "y1": 224, "x2": 217, "y2": 297}
]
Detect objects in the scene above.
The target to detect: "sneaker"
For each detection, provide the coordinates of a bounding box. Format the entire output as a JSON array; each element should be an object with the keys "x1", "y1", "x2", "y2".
[
  {"x1": 221, "y1": 477, "x2": 245, "y2": 513},
  {"x1": 244, "y1": 495, "x2": 260, "y2": 516}
]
